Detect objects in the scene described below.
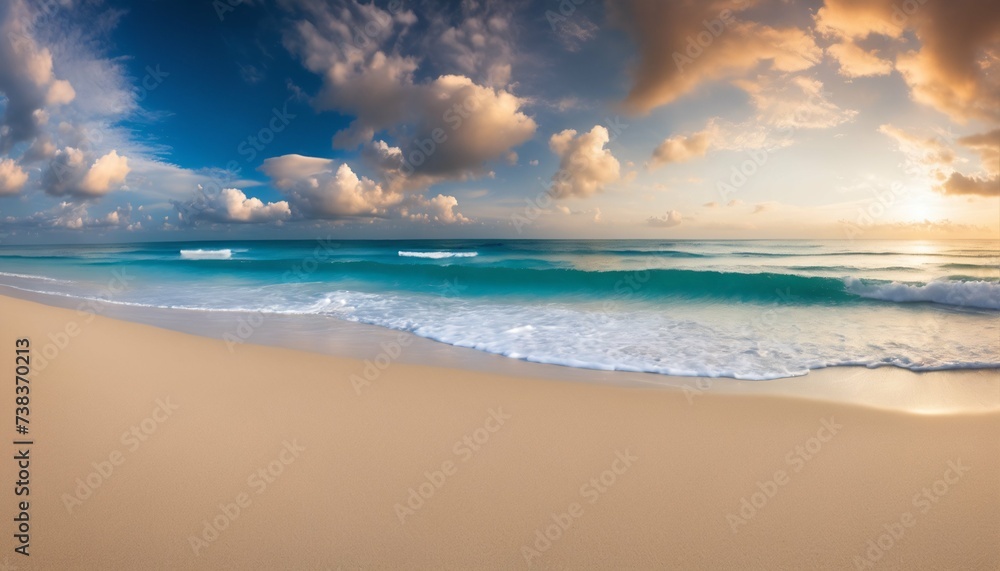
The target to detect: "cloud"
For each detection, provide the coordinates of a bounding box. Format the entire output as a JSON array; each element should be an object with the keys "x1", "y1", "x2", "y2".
[
  {"x1": 281, "y1": 0, "x2": 536, "y2": 187},
  {"x1": 553, "y1": 16, "x2": 599, "y2": 52},
  {"x1": 42, "y1": 148, "x2": 130, "y2": 197},
  {"x1": 548, "y1": 125, "x2": 621, "y2": 198},
  {"x1": 425, "y1": 4, "x2": 514, "y2": 87},
  {"x1": 79, "y1": 149, "x2": 129, "y2": 195},
  {"x1": 734, "y1": 74, "x2": 857, "y2": 129},
  {"x1": 647, "y1": 210, "x2": 683, "y2": 227},
  {"x1": 940, "y1": 172, "x2": 999, "y2": 196},
  {"x1": 879, "y1": 124, "x2": 999, "y2": 196},
  {"x1": 648, "y1": 117, "x2": 790, "y2": 169},
  {"x1": 0, "y1": 158, "x2": 28, "y2": 195},
  {"x1": 877, "y1": 124, "x2": 955, "y2": 167},
  {"x1": 877, "y1": 123, "x2": 955, "y2": 185},
  {"x1": 261, "y1": 154, "x2": 403, "y2": 219},
  {"x1": 957, "y1": 129, "x2": 1000, "y2": 177},
  {"x1": 400, "y1": 75, "x2": 536, "y2": 178},
  {"x1": 419, "y1": 194, "x2": 470, "y2": 224},
  {"x1": 177, "y1": 187, "x2": 291, "y2": 224},
  {"x1": 260, "y1": 153, "x2": 471, "y2": 223},
  {"x1": 826, "y1": 41, "x2": 892, "y2": 78},
  {"x1": 3, "y1": 201, "x2": 139, "y2": 231},
  {"x1": 815, "y1": 0, "x2": 1000, "y2": 123},
  {"x1": 651, "y1": 131, "x2": 712, "y2": 167},
  {"x1": 0, "y1": 0, "x2": 76, "y2": 152},
  {"x1": 609, "y1": 0, "x2": 822, "y2": 113}
]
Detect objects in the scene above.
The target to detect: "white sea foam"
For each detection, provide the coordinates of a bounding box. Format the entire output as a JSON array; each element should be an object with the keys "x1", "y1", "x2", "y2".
[
  {"x1": 0, "y1": 272, "x2": 66, "y2": 283},
  {"x1": 845, "y1": 277, "x2": 1000, "y2": 310},
  {"x1": 180, "y1": 249, "x2": 232, "y2": 260},
  {"x1": 398, "y1": 251, "x2": 478, "y2": 259}
]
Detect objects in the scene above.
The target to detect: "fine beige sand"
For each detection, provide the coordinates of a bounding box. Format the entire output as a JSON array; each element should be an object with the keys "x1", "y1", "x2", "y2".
[{"x1": 1, "y1": 293, "x2": 998, "y2": 570}]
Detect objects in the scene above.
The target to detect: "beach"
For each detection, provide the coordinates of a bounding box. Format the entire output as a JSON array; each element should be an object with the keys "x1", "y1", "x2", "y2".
[{"x1": 2, "y1": 292, "x2": 998, "y2": 569}]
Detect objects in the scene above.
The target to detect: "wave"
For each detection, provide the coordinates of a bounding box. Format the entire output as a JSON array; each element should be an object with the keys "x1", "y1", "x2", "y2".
[
  {"x1": 398, "y1": 251, "x2": 478, "y2": 259},
  {"x1": 107, "y1": 257, "x2": 998, "y2": 310},
  {"x1": 940, "y1": 263, "x2": 998, "y2": 270},
  {"x1": 0, "y1": 272, "x2": 67, "y2": 283},
  {"x1": 180, "y1": 249, "x2": 232, "y2": 260},
  {"x1": 844, "y1": 277, "x2": 1000, "y2": 310},
  {"x1": 565, "y1": 249, "x2": 707, "y2": 257},
  {"x1": 733, "y1": 251, "x2": 987, "y2": 258}
]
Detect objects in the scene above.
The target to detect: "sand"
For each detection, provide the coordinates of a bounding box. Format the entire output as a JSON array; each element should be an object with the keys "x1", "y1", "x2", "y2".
[{"x1": 0, "y1": 293, "x2": 997, "y2": 569}]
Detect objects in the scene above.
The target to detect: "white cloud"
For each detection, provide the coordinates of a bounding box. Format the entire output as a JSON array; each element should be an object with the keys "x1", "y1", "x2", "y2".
[
  {"x1": 651, "y1": 131, "x2": 712, "y2": 168},
  {"x1": 734, "y1": 75, "x2": 857, "y2": 130},
  {"x1": 548, "y1": 125, "x2": 621, "y2": 198},
  {"x1": 423, "y1": 194, "x2": 469, "y2": 224},
  {"x1": 42, "y1": 148, "x2": 130, "y2": 197},
  {"x1": 4, "y1": 201, "x2": 137, "y2": 231},
  {"x1": 261, "y1": 154, "x2": 402, "y2": 219},
  {"x1": 182, "y1": 188, "x2": 291, "y2": 224},
  {"x1": 79, "y1": 150, "x2": 129, "y2": 195},
  {"x1": 260, "y1": 153, "x2": 473, "y2": 223},
  {"x1": 647, "y1": 210, "x2": 682, "y2": 227},
  {"x1": 0, "y1": 158, "x2": 29, "y2": 195}
]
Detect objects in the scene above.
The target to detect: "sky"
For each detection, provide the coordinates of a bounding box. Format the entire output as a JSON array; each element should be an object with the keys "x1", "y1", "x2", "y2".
[{"x1": 0, "y1": 0, "x2": 997, "y2": 244}]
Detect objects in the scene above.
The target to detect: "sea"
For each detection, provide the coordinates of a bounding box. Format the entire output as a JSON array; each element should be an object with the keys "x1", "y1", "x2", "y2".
[{"x1": 0, "y1": 239, "x2": 997, "y2": 380}]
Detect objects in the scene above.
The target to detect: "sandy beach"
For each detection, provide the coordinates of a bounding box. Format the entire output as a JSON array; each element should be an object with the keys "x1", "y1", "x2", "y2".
[{"x1": 1, "y1": 293, "x2": 998, "y2": 569}]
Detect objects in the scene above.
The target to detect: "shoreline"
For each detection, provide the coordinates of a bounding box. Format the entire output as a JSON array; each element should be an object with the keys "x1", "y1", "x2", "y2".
[
  {"x1": 2, "y1": 292, "x2": 999, "y2": 568},
  {"x1": 3, "y1": 283, "x2": 999, "y2": 414}
]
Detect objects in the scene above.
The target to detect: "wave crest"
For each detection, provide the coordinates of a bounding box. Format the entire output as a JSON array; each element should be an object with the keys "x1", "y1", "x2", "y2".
[
  {"x1": 180, "y1": 249, "x2": 232, "y2": 260},
  {"x1": 398, "y1": 251, "x2": 478, "y2": 259},
  {"x1": 845, "y1": 277, "x2": 1000, "y2": 310}
]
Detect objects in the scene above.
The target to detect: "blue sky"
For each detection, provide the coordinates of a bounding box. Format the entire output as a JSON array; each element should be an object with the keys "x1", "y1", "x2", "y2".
[{"x1": 0, "y1": 0, "x2": 997, "y2": 243}]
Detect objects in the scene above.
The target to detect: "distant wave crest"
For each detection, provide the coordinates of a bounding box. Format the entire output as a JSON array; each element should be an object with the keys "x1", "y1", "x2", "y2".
[
  {"x1": 398, "y1": 251, "x2": 478, "y2": 259},
  {"x1": 845, "y1": 277, "x2": 1000, "y2": 310},
  {"x1": 180, "y1": 249, "x2": 232, "y2": 260}
]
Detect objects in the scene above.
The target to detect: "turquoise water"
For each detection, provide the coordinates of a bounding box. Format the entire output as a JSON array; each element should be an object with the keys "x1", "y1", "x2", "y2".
[{"x1": 1, "y1": 239, "x2": 998, "y2": 379}]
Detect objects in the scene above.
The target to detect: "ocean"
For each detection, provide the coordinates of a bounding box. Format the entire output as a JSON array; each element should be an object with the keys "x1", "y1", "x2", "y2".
[{"x1": 1, "y1": 239, "x2": 997, "y2": 380}]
